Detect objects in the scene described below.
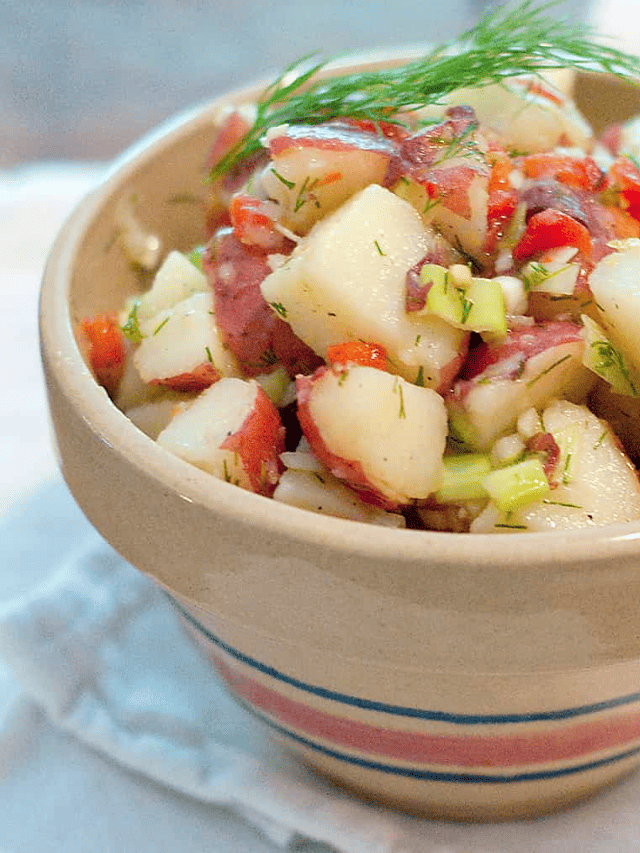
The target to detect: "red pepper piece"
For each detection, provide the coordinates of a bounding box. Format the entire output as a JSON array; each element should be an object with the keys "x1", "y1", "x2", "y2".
[
  {"x1": 521, "y1": 153, "x2": 603, "y2": 192},
  {"x1": 326, "y1": 341, "x2": 387, "y2": 369},
  {"x1": 606, "y1": 157, "x2": 640, "y2": 221},
  {"x1": 80, "y1": 313, "x2": 126, "y2": 395},
  {"x1": 512, "y1": 209, "x2": 592, "y2": 262}
]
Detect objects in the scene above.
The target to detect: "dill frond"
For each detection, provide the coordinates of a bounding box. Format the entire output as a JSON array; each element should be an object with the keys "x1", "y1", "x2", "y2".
[{"x1": 209, "y1": 0, "x2": 640, "y2": 181}]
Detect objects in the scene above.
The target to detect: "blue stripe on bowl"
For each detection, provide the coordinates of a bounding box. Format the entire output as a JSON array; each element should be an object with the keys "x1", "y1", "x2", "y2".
[
  {"x1": 237, "y1": 693, "x2": 640, "y2": 784},
  {"x1": 166, "y1": 592, "x2": 640, "y2": 726}
]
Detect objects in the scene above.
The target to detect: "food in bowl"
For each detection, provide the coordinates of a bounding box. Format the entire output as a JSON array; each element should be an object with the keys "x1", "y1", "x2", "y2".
[
  {"x1": 79, "y1": 5, "x2": 640, "y2": 534},
  {"x1": 40, "y1": 1, "x2": 640, "y2": 823}
]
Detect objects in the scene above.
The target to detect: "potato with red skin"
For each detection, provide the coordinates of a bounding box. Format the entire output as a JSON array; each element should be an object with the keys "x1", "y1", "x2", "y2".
[
  {"x1": 447, "y1": 321, "x2": 596, "y2": 450},
  {"x1": 133, "y1": 292, "x2": 240, "y2": 393},
  {"x1": 260, "y1": 184, "x2": 468, "y2": 391},
  {"x1": 203, "y1": 229, "x2": 322, "y2": 378},
  {"x1": 157, "y1": 378, "x2": 285, "y2": 496},
  {"x1": 297, "y1": 364, "x2": 447, "y2": 510},
  {"x1": 260, "y1": 120, "x2": 398, "y2": 234}
]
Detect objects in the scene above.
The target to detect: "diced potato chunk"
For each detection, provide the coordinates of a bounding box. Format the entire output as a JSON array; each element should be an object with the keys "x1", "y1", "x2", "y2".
[
  {"x1": 589, "y1": 241, "x2": 640, "y2": 377},
  {"x1": 133, "y1": 292, "x2": 240, "y2": 386},
  {"x1": 261, "y1": 185, "x2": 466, "y2": 388},
  {"x1": 471, "y1": 400, "x2": 640, "y2": 531},
  {"x1": 136, "y1": 250, "x2": 209, "y2": 322},
  {"x1": 298, "y1": 365, "x2": 447, "y2": 506}
]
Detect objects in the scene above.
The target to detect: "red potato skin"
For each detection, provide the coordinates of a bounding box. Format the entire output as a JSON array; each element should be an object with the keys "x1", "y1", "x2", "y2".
[
  {"x1": 220, "y1": 384, "x2": 285, "y2": 496},
  {"x1": 386, "y1": 107, "x2": 490, "y2": 217},
  {"x1": 205, "y1": 111, "x2": 251, "y2": 171},
  {"x1": 296, "y1": 367, "x2": 403, "y2": 512},
  {"x1": 148, "y1": 363, "x2": 220, "y2": 393},
  {"x1": 267, "y1": 120, "x2": 400, "y2": 159},
  {"x1": 526, "y1": 432, "x2": 561, "y2": 483},
  {"x1": 203, "y1": 229, "x2": 322, "y2": 378},
  {"x1": 461, "y1": 321, "x2": 585, "y2": 381}
]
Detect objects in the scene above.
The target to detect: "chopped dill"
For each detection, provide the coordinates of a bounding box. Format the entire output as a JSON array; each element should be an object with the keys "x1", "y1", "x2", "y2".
[
  {"x1": 590, "y1": 339, "x2": 638, "y2": 396},
  {"x1": 593, "y1": 429, "x2": 607, "y2": 450},
  {"x1": 525, "y1": 353, "x2": 572, "y2": 388},
  {"x1": 270, "y1": 301, "x2": 288, "y2": 318},
  {"x1": 270, "y1": 168, "x2": 296, "y2": 189},
  {"x1": 121, "y1": 301, "x2": 145, "y2": 343},
  {"x1": 153, "y1": 316, "x2": 170, "y2": 336}
]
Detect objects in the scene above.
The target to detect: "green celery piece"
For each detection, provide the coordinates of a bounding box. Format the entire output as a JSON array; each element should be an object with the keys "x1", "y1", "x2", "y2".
[
  {"x1": 188, "y1": 246, "x2": 205, "y2": 272},
  {"x1": 422, "y1": 264, "x2": 459, "y2": 323},
  {"x1": 464, "y1": 278, "x2": 507, "y2": 335},
  {"x1": 435, "y1": 453, "x2": 492, "y2": 503},
  {"x1": 482, "y1": 457, "x2": 550, "y2": 513},
  {"x1": 422, "y1": 266, "x2": 507, "y2": 334}
]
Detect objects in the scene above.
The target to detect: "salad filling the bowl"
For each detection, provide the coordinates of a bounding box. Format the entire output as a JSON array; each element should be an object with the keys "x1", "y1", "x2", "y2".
[{"x1": 79, "y1": 2, "x2": 640, "y2": 533}]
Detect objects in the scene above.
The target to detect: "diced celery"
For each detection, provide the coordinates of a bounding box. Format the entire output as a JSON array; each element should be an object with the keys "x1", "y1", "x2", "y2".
[
  {"x1": 253, "y1": 364, "x2": 291, "y2": 405},
  {"x1": 465, "y1": 278, "x2": 508, "y2": 335},
  {"x1": 435, "y1": 453, "x2": 492, "y2": 503},
  {"x1": 482, "y1": 457, "x2": 550, "y2": 512},
  {"x1": 188, "y1": 245, "x2": 205, "y2": 272},
  {"x1": 421, "y1": 265, "x2": 507, "y2": 335},
  {"x1": 391, "y1": 178, "x2": 435, "y2": 222}
]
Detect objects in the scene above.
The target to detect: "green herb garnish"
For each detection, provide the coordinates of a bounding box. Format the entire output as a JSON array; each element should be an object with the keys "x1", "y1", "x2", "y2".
[
  {"x1": 209, "y1": 1, "x2": 640, "y2": 182},
  {"x1": 270, "y1": 301, "x2": 288, "y2": 318},
  {"x1": 121, "y1": 300, "x2": 145, "y2": 343}
]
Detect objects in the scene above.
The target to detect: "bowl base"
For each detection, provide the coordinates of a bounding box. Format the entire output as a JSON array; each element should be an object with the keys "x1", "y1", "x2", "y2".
[{"x1": 283, "y1": 739, "x2": 640, "y2": 822}]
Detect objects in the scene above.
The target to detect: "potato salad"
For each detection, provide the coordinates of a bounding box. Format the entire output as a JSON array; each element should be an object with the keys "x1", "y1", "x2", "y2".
[{"x1": 80, "y1": 32, "x2": 640, "y2": 532}]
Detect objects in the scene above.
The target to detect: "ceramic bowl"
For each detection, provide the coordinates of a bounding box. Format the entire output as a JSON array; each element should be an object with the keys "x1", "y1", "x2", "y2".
[{"x1": 40, "y1": 56, "x2": 640, "y2": 821}]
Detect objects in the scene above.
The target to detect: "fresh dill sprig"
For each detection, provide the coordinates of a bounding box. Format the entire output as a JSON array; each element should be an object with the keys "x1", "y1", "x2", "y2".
[{"x1": 209, "y1": 0, "x2": 640, "y2": 181}]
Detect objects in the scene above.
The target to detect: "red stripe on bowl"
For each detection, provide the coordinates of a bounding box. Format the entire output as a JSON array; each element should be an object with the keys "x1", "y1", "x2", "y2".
[{"x1": 213, "y1": 653, "x2": 640, "y2": 768}]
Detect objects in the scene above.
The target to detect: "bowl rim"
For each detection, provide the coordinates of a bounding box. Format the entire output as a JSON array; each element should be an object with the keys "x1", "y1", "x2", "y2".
[{"x1": 39, "y1": 50, "x2": 640, "y2": 570}]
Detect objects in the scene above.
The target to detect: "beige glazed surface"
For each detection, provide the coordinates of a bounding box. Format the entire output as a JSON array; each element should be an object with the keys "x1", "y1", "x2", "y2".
[{"x1": 40, "y1": 57, "x2": 640, "y2": 820}]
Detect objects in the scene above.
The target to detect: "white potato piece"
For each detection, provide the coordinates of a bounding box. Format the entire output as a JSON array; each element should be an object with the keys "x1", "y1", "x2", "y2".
[
  {"x1": 449, "y1": 339, "x2": 595, "y2": 450},
  {"x1": 260, "y1": 142, "x2": 390, "y2": 235},
  {"x1": 471, "y1": 400, "x2": 640, "y2": 532},
  {"x1": 297, "y1": 365, "x2": 447, "y2": 507},
  {"x1": 588, "y1": 241, "x2": 640, "y2": 376},
  {"x1": 125, "y1": 395, "x2": 188, "y2": 440},
  {"x1": 261, "y1": 184, "x2": 466, "y2": 389},
  {"x1": 133, "y1": 292, "x2": 240, "y2": 390},
  {"x1": 415, "y1": 76, "x2": 592, "y2": 154},
  {"x1": 273, "y1": 467, "x2": 406, "y2": 527},
  {"x1": 135, "y1": 250, "x2": 209, "y2": 322},
  {"x1": 157, "y1": 378, "x2": 284, "y2": 495}
]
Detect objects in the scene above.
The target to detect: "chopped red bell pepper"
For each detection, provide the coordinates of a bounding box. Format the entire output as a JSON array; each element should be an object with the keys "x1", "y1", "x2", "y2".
[
  {"x1": 521, "y1": 153, "x2": 603, "y2": 192},
  {"x1": 485, "y1": 152, "x2": 518, "y2": 252},
  {"x1": 606, "y1": 156, "x2": 640, "y2": 221},
  {"x1": 512, "y1": 208, "x2": 592, "y2": 263},
  {"x1": 326, "y1": 341, "x2": 387, "y2": 369},
  {"x1": 80, "y1": 313, "x2": 126, "y2": 395}
]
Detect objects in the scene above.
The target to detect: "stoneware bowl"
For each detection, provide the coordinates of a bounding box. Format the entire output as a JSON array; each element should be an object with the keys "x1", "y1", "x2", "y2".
[{"x1": 40, "y1": 55, "x2": 640, "y2": 821}]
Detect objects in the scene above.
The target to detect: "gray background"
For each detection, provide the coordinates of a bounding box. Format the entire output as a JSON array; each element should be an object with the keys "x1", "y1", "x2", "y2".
[{"x1": 3, "y1": 0, "x2": 588, "y2": 166}]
